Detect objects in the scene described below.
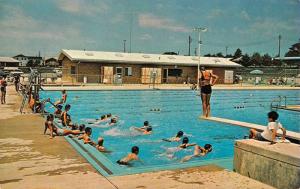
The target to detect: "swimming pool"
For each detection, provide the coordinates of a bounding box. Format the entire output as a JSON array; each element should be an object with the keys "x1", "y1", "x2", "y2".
[{"x1": 41, "y1": 89, "x2": 300, "y2": 176}]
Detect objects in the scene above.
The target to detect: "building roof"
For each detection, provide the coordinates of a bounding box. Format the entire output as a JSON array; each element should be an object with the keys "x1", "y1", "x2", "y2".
[
  {"x1": 58, "y1": 49, "x2": 242, "y2": 68},
  {"x1": 0, "y1": 57, "x2": 20, "y2": 63},
  {"x1": 274, "y1": 57, "x2": 300, "y2": 61}
]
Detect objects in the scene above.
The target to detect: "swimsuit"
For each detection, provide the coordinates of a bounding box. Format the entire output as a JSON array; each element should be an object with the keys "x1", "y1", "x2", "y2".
[
  {"x1": 116, "y1": 160, "x2": 129, "y2": 165},
  {"x1": 200, "y1": 71, "x2": 212, "y2": 94},
  {"x1": 56, "y1": 128, "x2": 64, "y2": 136}
]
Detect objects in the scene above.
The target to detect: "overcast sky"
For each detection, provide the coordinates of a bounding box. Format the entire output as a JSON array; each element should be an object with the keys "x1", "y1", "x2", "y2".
[{"x1": 0, "y1": 0, "x2": 299, "y2": 57}]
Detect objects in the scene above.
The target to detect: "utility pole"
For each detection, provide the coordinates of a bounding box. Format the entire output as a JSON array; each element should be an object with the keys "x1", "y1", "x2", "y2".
[
  {"x1": 194, "y1": 48, "x2": 197, "y2": 56},
  {"x1": 123, "y1": 40, "x2": 126, "y2": 53},
  {"x1": 129, "y1": 12, "x2": 133, "y2": 53},
  {"x1": 278, "y1": 35, "x2": 282, "y2": 57},
  {"x1": 193, "y1": 27, "x2": 207, "y2": 87},
  {"x1": 188, "y1": 36, "x2": 192, "y2": 56}
]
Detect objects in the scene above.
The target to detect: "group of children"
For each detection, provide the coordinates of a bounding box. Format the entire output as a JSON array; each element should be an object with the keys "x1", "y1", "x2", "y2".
[{"x1": 43, "y1": 89, "x2": 287, "y2": 167}]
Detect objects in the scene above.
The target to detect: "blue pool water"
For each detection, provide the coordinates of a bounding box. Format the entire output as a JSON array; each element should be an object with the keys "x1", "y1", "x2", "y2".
[{"x1": 41, "y1": 89, "x2": 299, "y2": 174}]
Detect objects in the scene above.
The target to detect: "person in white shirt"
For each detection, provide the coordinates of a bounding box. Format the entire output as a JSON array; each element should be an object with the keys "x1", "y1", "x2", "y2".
[{"x1": 249, "y1": 111, "x2": 286, "y2": 144}]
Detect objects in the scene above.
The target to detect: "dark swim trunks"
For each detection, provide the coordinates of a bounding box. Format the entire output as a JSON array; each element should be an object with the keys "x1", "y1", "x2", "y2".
[
  {"x1": 116, "y1": 160, "x2": 129, "y2": 165},
  {"x1": 201, "y1": 85, "x2": 212, "y2": 94}
]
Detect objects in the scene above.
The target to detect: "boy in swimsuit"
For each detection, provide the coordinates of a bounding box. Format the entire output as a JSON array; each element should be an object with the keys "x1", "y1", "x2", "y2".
[
  {"x1": 116, "y1": 146, "x2": 142, "y2": 166},
  {"x1": 178, "y1": 137, "x2": 196, "y2": 149},
  {"x1": 199, "y1": 67, "x2": 218, "y2": 118},
  {"x1": 45, "y1": 114, "x2": 82, "y2": 139},
  {"x1": 55, "y1": 90, "x2": 67, "y2": 105},
  {"x1": 61, "y1": 104, "x2": 75, "y2": 127},
  {"x1": 78, "y1": 127, "x2": 97, "y2": 146},
  {"x1": 249, "y1": 111, "x2": 286, "y2": 144},
  {"x1": 133, "y1": 126, "x2": 152, "y2": 135},
  {"x1": 163, "y1": 131, "x2": 184, "y2": 142},
  {"x1": 181, "y1": 144, "x2": 213, "y2": 162}
]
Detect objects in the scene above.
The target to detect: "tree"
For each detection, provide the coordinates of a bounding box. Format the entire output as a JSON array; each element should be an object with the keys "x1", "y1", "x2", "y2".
[
  {"x1": 204, "y1": 53, "x2": 212, "y2": 57},
  {"x1": 233, "y1": 48, "x2": 242, "y2": 59},
  {"x1": 250, "y1": 52, "x2": 261, "y2": 66},
  {"x1": 216, "y1": 52, "x2": 224, "y2": 57},
  {"x1": 261, "y1": 54, "x2": 272, "y2": 66},
  {"x1": 241, "y1": 54, "x2": 251, "y2": 67},
  {"x1": 26, "y1": 59, "x2": 40, "y2": 67}
]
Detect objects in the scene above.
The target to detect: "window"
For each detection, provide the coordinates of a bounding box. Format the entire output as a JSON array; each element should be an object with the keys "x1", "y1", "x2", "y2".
[
  {"x1": 167, "y1": 69, "x2": 182, "y2": 77},
  {"x1": 116, "y1": 67, "x2": 123, "y2": 76},
  {"x1": 71, "y1": 66, "x2": 76, "y2": 74},
  {"x1": 125, "y1": 67, "x2": 132, "y2": 76}
]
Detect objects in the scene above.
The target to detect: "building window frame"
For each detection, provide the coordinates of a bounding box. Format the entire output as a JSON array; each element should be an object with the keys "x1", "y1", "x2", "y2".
[
  {"x1": 71, "y1": 66, "x2": 76, "y2": 75},
  {"x1": 116, "y1": 67, "x2": 123, "y2": 76},
  {"x1": 167, "y1": 68, "x2": 183, "y2": 77},
  {"x1": 125, "y1": 67, "x2": 132, "y2": 76}
]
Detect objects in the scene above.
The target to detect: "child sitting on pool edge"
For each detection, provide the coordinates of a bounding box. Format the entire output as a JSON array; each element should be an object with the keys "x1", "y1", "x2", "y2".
[
  {"x1": 116, "y1": 146, "x2": 142, "y2": 166},
  {"x1": 249, "y1": 111, "x2": 286, "y2": 144}
]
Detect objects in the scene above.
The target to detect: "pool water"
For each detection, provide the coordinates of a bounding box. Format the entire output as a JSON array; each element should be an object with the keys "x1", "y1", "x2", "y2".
[{"x1": 41, "y1": 89, "x2": 299, "y2": 174}]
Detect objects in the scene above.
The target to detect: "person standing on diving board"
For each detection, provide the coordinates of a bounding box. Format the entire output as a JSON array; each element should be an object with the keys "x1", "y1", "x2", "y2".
[{"x1": 198, "y1": 66, "x2": 218, "y2": 118}]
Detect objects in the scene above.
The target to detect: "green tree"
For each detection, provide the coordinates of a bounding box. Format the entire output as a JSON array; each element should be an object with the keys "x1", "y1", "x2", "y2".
[
  {"x1": 216, "y1": 52, "x2": 224, "y2": 57},
  {"x1": 241, "y1": 54, "x2": 251, "y2": 67},
  {"x1": 261, "y1": 54, "x2": 272, "y2": 66},
  {"x1": 233, "y1": 48, "x2": 242, "y2": 59},
  {"x1": 250, "y1": 52, "x2": 261, "y2": 66}
]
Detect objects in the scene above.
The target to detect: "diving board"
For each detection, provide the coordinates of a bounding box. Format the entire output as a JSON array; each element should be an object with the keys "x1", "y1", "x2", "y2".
[{"x1": 201, "y1": 116, "x2": 300, "y2": 142}]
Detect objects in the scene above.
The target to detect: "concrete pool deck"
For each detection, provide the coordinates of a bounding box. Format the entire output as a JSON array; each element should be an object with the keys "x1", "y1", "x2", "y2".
[{"x1": 0, "y1": 85, "x2": 290, "y2": 189}]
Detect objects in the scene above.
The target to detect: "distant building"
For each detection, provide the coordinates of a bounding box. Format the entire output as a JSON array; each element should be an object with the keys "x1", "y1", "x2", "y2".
[
  {"x1": 45, "y1": 57, "x2": 61, "y2": 67},
  {"x1": 13, "y1": 54, "x2": 43, "y2": 67},
  {"x1": 58, "y1": 49, "x2": 242, "y2": 84},
  {"x1": 0, "y1": 57, "x2": 20, "y2": 67}
]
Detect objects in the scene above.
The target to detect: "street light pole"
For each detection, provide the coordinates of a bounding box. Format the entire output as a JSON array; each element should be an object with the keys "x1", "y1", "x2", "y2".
[
  {"x1": 193, "y1": 27, "x2": 207, "y2": 87},
  {"x1": 123, "y1": 40, "x2": 126, "y2": 53}
]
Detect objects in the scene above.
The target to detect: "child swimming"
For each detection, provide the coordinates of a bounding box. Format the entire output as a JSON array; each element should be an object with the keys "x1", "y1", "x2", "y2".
[
  {"x1": 133, "y1": 126, "x2": 152, "y2": 135},
  {"x1": 162, "y1": 131, "x2": 184, "y2": 142},
  {"x1": 78, "y1": 127, "x2": 96, "y2": 146},
  {"x1": 181, "y1": 144, "x2": 213, "y2": 162},
  {"x1": 178, "y1": 137, "x2": 196, "y2": 149},
  {"x1": 96, "y1": 137, "x2": 111, "y2": 153},
  {"x1": 116, "y1": 146, "x2": 142, "y2": 166}
]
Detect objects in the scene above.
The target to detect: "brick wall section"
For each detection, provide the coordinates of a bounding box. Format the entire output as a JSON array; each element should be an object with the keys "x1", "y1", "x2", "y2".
[{"x1": 61, "y1": 56, "x2": 236, "y2": 84}]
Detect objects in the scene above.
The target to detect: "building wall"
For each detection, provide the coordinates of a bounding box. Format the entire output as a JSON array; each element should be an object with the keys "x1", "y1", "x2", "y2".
[{"x1": 61, "y1": 56, "x2": 236, "y2": 84}]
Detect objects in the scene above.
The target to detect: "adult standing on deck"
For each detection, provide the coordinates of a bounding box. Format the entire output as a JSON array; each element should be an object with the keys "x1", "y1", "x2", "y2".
[
  {"x1": 0, "y1": 76, "x2": 7, "y2": 104},
  {"x1": 14, "y1": 75, "x2": 20, "y2": 92},
  {"x1": 198, "y1": 67, "x2": 218, "y2": 117}
]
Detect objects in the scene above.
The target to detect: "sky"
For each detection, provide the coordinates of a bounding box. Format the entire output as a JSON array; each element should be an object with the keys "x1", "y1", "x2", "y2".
[{"x1": 0, "y1": 0, "x2": 299, "y2": 58}]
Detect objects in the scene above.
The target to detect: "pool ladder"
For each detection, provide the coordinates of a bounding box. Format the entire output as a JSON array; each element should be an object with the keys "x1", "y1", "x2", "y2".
[{"x1": 270, "y1": 96, "x2": 287, "y2": 111}]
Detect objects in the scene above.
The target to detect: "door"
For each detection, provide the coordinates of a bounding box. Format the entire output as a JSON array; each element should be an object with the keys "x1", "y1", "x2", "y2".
[
  {"x1": 163, "y1": 69, "x2": 168, "y2": 83},
  {"x1": 102, "y1": 66, "x2": 113, "y2": 84},
  {"x1": 224, "y1": 70, "x2": 234, "y2": 84}
]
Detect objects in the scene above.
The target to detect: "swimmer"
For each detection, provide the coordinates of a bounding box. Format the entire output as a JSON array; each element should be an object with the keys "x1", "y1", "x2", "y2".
[
  {"x1": 162, "y1": 131, "x2": 184, "y2": 142},
  {"x1": 61, "y1": 104, "x2": 73, "y2": 127},
  {"x1": 181, "y1": 144, "x2": 213, "y2": 162},
  {"x1": 45, "y1": 114, "x2": 83, "y2": 139},
  {"x1": 78, "y1": 127, "x2": 96, "y2": 146},
  {"x1": 178, "y1": 137, "x2": 196, "y2": 149},
  {"x1": 108, "y1": 118, "x2": 118, "y2": 126},
  {"x1": 133, "y1": 126, "x2": 152, "y2": 135},
  {"x1": 96, "y1": 137, "x2": 111, "y2": 153},
  {"x1": 54, "y1": 104, "x2": 63, "y2": 118},
  {"x1": 140, "y1": 121, "x2": 151, "y2": 129},
  {"x1": 55, "y1": 90, "x2": 67, "y2": 105},
  {"x1": 116, "y1": 146, "x2": 142, "y2": 166}
]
